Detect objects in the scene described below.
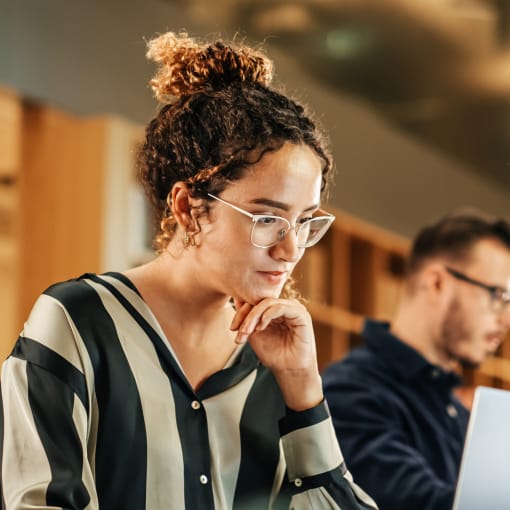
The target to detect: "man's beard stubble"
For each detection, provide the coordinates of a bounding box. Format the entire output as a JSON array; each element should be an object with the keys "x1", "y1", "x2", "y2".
[{"x1": 439, "y1": 296, "x2": 480, "y2": 370}]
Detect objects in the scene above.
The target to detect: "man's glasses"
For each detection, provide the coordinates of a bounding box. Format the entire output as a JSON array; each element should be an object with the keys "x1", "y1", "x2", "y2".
[
  {"x1": 207, "y1": 193, "x2": 335, "y2": 249},
  {"x1": 445, "y1": 266, "x2": 510, "y2": 314}
]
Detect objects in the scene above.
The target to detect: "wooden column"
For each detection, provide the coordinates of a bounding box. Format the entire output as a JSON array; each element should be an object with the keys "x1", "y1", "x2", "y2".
[
  {"x1": 0, "y1": 87, "x2": 22, "y2": 360},
  {"x1": 19, "y1": 103, "x2": 106, "y2": 321}
]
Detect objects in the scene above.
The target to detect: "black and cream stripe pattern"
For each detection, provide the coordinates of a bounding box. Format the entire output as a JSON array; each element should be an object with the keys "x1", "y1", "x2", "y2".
[{"x1": 1, "y1": 273, "x2": 377, "y2": 509}]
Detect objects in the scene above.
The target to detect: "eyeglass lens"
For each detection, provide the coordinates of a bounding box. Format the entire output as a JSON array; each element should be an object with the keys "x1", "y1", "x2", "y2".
[
  {"x1": 447, "y1": 266, "x2": 510, "y2": 315},
  {"x1": 491, "y1": 289, "x2": 510, "y2": 314},
  {"x1": 252, "y1": 216, "x2": 332, "y2": 248}
]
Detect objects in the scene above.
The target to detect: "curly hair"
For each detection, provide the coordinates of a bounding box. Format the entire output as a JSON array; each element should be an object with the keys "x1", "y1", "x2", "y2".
[{"x1": 138, "y1": 31, "x2": 334, "y2": 298}]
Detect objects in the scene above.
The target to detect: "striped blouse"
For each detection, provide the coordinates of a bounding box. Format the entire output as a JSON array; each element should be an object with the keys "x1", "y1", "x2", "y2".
[{"x1": 1, "y1": 272, "x2": 377, "y2": 510}]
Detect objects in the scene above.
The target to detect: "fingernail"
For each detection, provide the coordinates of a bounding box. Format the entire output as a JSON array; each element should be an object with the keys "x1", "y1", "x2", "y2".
[{"x1": 235, "y1": 333, "x2": 248, "y2": 344}]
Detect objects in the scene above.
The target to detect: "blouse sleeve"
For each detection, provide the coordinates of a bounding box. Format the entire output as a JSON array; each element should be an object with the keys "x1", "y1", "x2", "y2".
[
  {"x1": 278, "y1": 400, "x2": 378, "y2": 510},
  {"x1": 1, "y1": 293, "x2": 96, "y2": 509}
]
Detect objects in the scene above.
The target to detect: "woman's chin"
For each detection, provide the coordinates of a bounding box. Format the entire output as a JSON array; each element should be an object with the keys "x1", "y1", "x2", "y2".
[{"x1": 236, "y1": 289, "x2": 280, "y2": 306}]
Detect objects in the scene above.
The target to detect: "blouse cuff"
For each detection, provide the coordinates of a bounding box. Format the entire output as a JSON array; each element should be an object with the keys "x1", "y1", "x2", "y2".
[{"x1": 279, "y1": 400, "x2": 345, "y2": 481}]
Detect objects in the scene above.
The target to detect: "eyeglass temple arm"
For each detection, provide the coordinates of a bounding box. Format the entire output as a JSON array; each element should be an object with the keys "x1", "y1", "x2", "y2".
[
  {"x1": 207, "y1": 193, "x2": 255, "y2": 220},
  {"x1": 446, "y1": 266, "x2": 508, "y2": 298}
]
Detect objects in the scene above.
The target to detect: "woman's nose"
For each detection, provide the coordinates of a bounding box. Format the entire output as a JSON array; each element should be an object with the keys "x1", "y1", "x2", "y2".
[{"x1": 270, "y1": 227, "x2": 302, "y2": 262}]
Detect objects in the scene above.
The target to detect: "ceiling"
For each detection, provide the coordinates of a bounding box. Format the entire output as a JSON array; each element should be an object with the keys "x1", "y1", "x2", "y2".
[{"x1": 173, "y1": 0, "x2": 510, "y2": 187}]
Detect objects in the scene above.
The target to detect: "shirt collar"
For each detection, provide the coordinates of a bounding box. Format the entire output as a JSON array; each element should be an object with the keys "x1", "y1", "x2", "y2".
[
  {"x1": 196, "y1": 343, "x2": 260, "y2": 400},
  {"x1": 362, "y1": 319, "x2": 463, "y2": 387}
]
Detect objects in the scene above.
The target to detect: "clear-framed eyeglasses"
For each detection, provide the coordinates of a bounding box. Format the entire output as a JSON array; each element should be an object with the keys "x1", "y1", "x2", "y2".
[
  {"x1": 445, "y1": 266, "x2": 510, "y2": 315},
  {"x1": 207, "y1": 193, "x2": 335, "y2": 249}
]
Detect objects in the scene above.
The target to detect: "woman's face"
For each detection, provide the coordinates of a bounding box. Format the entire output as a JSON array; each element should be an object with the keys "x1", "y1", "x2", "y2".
[{"x1": 194, "y1": 142, "x2": 324, "y2": 305}]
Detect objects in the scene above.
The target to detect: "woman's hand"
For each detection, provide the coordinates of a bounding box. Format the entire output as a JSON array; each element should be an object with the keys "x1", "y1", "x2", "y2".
[{"x1": 230, "y1": 298, "x2": 323, "y2": 411}]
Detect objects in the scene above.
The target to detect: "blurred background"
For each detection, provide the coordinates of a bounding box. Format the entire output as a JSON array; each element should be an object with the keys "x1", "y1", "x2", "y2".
[
  {"x1": 1, "y1": 0, "x2": 510, "y2": 394},
  {"x1": 3, "y1": 0, "x2": 510, "y2": 234}
]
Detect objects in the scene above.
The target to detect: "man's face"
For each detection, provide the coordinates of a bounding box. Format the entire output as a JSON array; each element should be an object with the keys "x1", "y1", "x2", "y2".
[{"x1": 439, "y1": 239, "x2": 510, "y2": 368}]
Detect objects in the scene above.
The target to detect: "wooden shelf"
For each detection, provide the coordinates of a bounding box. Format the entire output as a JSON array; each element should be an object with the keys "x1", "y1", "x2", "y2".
[
  {"x1": 295, "y1": 210, "x2": 409, "y2": 369},
  {"x1": 479, "y1": 357, "x2": 510, "y2": 383},
  {"x1": 307, "y1": 301, "x2": 364, "y2": 335},
  {"x1": 298, "y1": 203, "x2": 510, "y2": 397}
]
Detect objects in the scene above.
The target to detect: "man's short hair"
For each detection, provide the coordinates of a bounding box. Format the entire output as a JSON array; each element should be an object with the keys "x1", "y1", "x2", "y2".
[{"x1": 407, "y1": 208, "x2": 510, "y2": 275}]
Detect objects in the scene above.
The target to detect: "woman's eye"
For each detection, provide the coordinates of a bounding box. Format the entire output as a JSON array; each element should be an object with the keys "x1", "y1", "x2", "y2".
[
  {"x1": 258, "y1": 216, "x2": 278, "y2": 225},
  {"x1": 298, "y1": 217, "x2": 313, "y2": 225}
]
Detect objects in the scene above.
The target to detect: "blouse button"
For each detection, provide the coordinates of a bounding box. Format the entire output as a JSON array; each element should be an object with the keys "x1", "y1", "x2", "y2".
[
  {"x1": 200, "y1": 474, "x2": 208, "y2": 485},
  {"x1": 447, "y1": 403, "x2": 458, "y2": 418},
  {"x1": 294, "y1": 478, "x2": 303, "y2": 487},
  {"x1": 191, "y1": 400, "x2": 201, "y2": 410}
]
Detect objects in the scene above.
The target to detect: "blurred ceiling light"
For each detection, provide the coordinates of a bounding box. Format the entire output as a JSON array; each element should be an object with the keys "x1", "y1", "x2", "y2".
[
  {"x1": 454, "y1": 52, "x2": 510, "y2": 99},
  {"x1": 250, "y1": 4, "x2": 316, "y2": 33},
  {"x1": 326, "y1": 28, "x2": 373, "y2": 59}
]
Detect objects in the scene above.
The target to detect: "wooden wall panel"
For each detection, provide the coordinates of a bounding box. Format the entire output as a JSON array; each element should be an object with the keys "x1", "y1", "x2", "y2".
[
  {"x1": 0, "y1": 87, "x2": 21, "y2": 175},
  {"x1": 19, "y1": 105, "x2": 106, "y2": 322},
  {"x1": 0, "y1": 87, "x2": 22, "y2": 360}
]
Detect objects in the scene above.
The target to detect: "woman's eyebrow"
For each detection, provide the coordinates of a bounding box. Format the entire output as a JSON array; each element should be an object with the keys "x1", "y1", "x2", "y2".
[{"x1": 249, "y1": 198, "x2": 318, "y2": 213}]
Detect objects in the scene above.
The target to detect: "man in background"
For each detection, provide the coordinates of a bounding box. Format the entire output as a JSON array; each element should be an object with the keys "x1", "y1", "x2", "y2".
[{"x1": 323, "y1": 208, "x2": 510, "y2": 510}]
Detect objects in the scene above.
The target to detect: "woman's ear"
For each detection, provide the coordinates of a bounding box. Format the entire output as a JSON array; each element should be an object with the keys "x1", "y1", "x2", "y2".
[{"x1": 170, "y1": 182, "x2": 194, "y2": 230}]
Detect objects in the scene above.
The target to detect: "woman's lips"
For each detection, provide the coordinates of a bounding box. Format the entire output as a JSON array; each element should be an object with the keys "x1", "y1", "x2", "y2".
[{"x1": 258, "y1": 271, "x2": 287, "y2": 284}]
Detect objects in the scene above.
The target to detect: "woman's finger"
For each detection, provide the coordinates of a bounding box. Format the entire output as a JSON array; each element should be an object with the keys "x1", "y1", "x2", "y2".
[
  {"x1": 231, "y1": 299, "x2": 278, "y2": 343},
  {"x1": 233, "y1": 299, "x2": 308, "y2": 343},
  {"x1": 230, "y1": 301, "x2": 253, "y2": 332},
  {"x1": 255, "y1": 303, "x2": 303, "y2": 331}
]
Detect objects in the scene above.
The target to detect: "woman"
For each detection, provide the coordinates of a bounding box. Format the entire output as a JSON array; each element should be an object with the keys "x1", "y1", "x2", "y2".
[{"x1": 1, "y1": 32, "x2": 377, "y2": 509}]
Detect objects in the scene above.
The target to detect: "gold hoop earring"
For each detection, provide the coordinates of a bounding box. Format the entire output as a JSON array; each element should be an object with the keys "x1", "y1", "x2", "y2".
[{"x1": 183, "y1": 230, "x2": 196, "y2": 248}]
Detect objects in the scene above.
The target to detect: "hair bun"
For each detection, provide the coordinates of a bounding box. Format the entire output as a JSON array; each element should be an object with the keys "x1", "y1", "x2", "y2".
[{"x1": 146, "y1": 31, "x2": 274, "y2": 103}]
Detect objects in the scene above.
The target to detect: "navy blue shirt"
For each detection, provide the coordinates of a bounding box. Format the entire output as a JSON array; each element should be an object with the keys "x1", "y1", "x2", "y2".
[{"x1": 322, "y1": 319, "x2": 469, "y2": 510}]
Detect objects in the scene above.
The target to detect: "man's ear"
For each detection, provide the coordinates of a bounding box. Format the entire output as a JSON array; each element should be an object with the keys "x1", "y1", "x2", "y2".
[{"x1": 421, "y1": 262, "x2": 452, "y2": 303}]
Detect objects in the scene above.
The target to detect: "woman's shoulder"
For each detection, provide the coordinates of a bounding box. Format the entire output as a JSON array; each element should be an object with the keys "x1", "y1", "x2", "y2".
[
  {"x1": 42, "y1": 272, "x2": 133, "y2": 307},
  {"x1": 22, "y1": 272, "x2": 131, "y2": 359},
  {"x1": 32, "y1": 272, "x2": 144, "y2": 338},
  {"x1": 24, "y1": 273, "x2": 115, "y2": 330},
  {"x1": 42, "y1": 273, "x2": 101, "y2": 308}
]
